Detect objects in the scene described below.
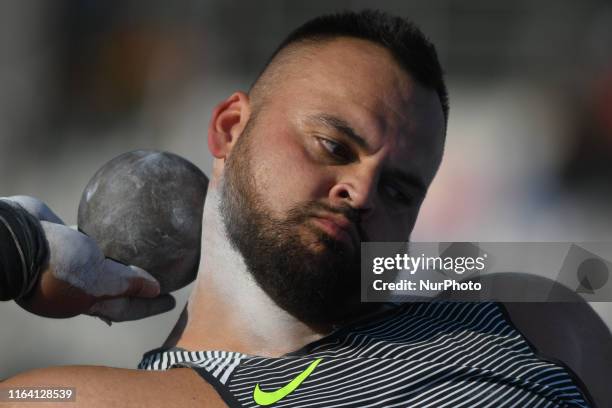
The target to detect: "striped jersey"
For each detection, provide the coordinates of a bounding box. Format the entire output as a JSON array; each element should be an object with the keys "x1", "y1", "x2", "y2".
[{"x1": 138, "y1": 302, "x2": 592, "y2": 407}]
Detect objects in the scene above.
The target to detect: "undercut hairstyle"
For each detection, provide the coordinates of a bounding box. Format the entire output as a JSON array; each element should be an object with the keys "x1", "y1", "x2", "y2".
[{"x1": 249, "y1": 9, "x2": 449, "y2": 128}]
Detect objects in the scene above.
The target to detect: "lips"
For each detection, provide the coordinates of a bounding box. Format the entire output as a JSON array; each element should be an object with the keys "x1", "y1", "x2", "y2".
[{"x1": 311, "y1": 213, "x2": 358, "y2": 248}]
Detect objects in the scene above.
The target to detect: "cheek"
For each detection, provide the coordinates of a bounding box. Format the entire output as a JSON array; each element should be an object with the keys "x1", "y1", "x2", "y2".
[
  {"x1": 249, "y1": 128, "x2": 333, "y2": 216},
  {"x1": 364, "y1": 208, "x2": 419, "y2": 241}
]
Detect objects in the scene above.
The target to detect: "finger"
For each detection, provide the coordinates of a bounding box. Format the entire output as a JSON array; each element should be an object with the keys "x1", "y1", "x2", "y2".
[
  {"x1": 86, "y1": 294, "x2": 176, "y2": 322},
  {"x1": 101, "y1": 260, "x2": 160, "y2": 298}
]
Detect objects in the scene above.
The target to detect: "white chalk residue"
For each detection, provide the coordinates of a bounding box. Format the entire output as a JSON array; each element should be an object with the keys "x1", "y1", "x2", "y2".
[{"x1": 85, "y1": 180, "x2": 99, "y2": 202}]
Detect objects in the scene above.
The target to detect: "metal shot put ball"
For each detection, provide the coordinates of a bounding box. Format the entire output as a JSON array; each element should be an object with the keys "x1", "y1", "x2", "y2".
[{"x1": 78, "y1": 150, "x2": 208, "y2": 294}]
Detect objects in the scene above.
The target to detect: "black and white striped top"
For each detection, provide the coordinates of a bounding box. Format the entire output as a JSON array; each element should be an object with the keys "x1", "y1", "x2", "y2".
[{"x1": 138, "y1": 302, "x2": 592, "y2": 407}]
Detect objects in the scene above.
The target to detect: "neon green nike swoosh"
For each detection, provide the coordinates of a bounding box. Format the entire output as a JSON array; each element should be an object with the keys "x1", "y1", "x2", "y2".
[{"x1": 253, "y1": 358, "x2": 323, "y2": 406}]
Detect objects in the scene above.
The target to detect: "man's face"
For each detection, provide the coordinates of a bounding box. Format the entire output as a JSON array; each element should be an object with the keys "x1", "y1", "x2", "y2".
[{"x1": 220, "y1": 38, "x2": 445, "y2": 325}]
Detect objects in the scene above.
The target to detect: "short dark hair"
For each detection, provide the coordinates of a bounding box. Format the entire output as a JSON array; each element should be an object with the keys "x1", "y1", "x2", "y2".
[{"x1": 252, "y1": 9, "x2": 449, "y2": 128}]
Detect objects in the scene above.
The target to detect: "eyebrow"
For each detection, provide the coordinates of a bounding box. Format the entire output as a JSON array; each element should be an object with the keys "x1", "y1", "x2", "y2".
[{"x1": 307, "y1": 114, "x2": 371, "y2": 151}]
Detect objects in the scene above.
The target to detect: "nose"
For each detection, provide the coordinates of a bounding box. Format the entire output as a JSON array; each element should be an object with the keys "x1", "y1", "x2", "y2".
[{"x1": 329, "y1": 171, "x2": 377, "y2": 220}]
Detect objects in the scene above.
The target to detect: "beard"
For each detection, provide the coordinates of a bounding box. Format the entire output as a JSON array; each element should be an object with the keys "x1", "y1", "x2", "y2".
[{"x1": 219, "y1": 121, "x2": 371, "y2": 326}]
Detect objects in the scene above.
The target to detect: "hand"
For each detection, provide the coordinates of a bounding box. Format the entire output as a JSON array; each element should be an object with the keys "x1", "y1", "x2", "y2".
[
  {"x1": 4, "y1": 195, "x2": 64, "y2": 224},
  {"x1": 4, "y1": 196, "x2": 175, "y2": 323}
]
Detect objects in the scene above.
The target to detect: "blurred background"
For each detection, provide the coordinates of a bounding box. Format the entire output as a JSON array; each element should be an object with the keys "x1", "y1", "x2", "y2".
[{"x1": 1, "y1": 0, "x2": 611, "y2": 379}]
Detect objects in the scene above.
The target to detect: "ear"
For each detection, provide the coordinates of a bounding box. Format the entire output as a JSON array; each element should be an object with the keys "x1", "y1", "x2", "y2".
[{"x1": 208, "y1": 92, "x2": 251, "y2": 159}]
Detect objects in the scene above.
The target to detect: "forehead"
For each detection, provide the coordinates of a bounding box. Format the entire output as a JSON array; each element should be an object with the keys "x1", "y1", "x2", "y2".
[
  {"x1": 277, "y1": 38, "x2": 415, "y2": 123},
  {"x1": 263, "y1": 37, "x2": 445, "y2": 176}
]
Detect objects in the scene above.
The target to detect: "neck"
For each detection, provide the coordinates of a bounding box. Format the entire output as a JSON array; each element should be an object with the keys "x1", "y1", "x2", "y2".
[{"x1": 171, "y1": 186, "x2": 330, "y2": 357}]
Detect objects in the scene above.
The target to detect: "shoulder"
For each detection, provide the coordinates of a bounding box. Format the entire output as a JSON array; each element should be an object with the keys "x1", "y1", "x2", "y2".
[{"x1": 1, "y1": 365, "x2": 227, "y2": 407}]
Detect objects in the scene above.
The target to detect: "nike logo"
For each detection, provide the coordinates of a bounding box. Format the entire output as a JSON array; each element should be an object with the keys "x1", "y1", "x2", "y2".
[{"x1": 252, "y1": 358, "x2": 323, "y2": 406}]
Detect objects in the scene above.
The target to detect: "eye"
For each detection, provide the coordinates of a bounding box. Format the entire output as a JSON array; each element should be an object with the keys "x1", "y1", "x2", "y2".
[{"x1": 317, "y1": 137, "x2": 353, "y2": 161}]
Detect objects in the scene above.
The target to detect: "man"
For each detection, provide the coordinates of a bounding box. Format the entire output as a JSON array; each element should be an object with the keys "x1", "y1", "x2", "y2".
[{"x1": 2, "y1": 10, "x2": 592, "y2": 407}]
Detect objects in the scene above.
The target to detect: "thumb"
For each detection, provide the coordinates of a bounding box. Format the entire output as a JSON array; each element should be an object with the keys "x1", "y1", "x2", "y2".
[
  {"x1": 2, "y1": 195, "x2": 65, "y2": 224},
  {"x1": 100, "y1": 259, "x2": 160, "y2": 298}
]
